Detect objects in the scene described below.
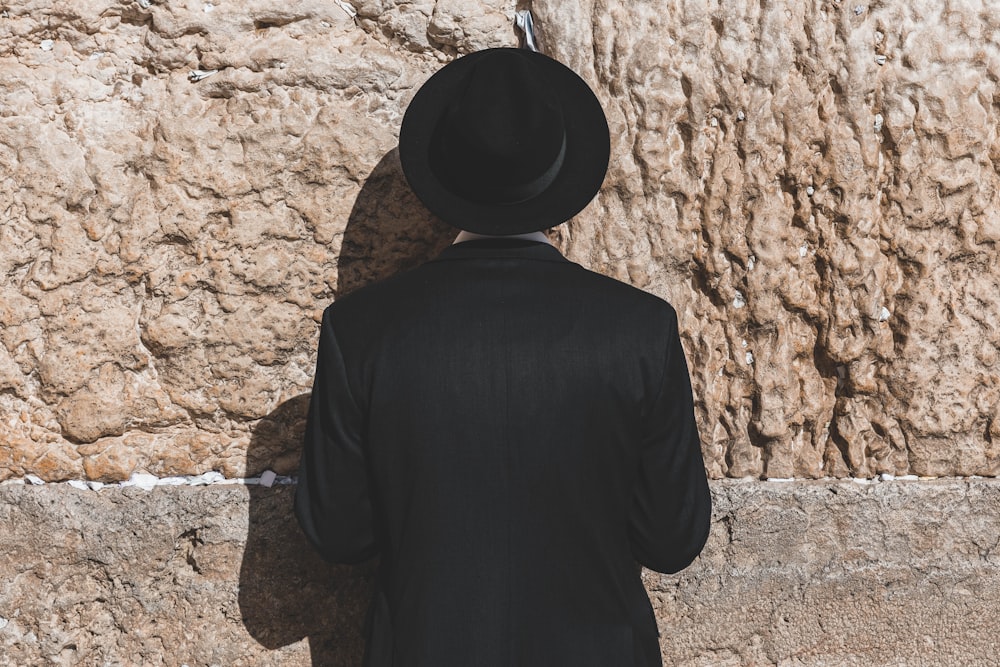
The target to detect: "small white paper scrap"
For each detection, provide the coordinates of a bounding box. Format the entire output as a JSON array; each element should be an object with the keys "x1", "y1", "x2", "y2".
[
  {"x1": 259, "y1": 470, "x2": 277, "y2": 488},
  {"x1": 335, "y1": 0, "x2": 357, "y2": 18},
  {"x1": 205, "y1": 470, "x2": 225, "y2": 484},
  {"x1": 188, "y1": 69, "x2": 219, "y2": 82},
  {"x1": 25, "y1": 474, "x2": 45, "y2": 485},
  {"x1": 40, "y1": 40, "x2": 54, "y2": 51},
  {"x1": 187, "y1": 471, "x2": 225, "y2": 486},
  {"x1": 87, "y1": 480, "x2": 105, "y2": 491},
  {"x1": 68, "y1": 480, "x2": 90, "y2": 490},
  {"x1": 123, "y1": 472, "x2": 159, "y2": 491},
  {"x1": 514, "y1": 10, "x2": 539, "y2": 52},
  {"x1": 157, "y1": 476, "x2": 189, "y2": 486}
]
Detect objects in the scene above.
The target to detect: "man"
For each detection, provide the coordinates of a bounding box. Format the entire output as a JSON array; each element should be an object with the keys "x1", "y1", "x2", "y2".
[{"x1": 295, "y1": 47, "x2": 712, "y2": 667}]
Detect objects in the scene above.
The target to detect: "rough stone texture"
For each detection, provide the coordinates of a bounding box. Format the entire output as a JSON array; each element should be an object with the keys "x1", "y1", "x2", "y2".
[
  {"x1": 652, "y1": 478, "x2": 1000, "y2": 666},
  {"x1": 0, "y1": 482, "x2": 373, "y2": 666},
  {"x1": 536, "y1": 0, "x2": 1000, "y2": 479},
  {"x1": 1, "y1": 479, "x2": 997, "y2": 666},
  {"x1": 0, "y1": 0, "x2": 514, "y2": 481},
  {"x1": 3, "y1": 0, "x2": 1000, "y2": 481}
]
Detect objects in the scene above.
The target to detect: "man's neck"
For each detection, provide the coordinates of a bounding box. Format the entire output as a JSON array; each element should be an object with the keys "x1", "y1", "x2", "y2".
[{"x1": 453, "y1": 230, "x2": 551, "y2": 245}]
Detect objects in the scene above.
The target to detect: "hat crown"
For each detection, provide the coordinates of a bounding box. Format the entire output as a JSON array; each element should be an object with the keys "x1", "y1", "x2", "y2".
[
  {"x1": 398, "y1": 47, "x2": 610, "y2": 235},
  {"x1": 429, "y1": 50, "x2": 567, "y2": 204}
]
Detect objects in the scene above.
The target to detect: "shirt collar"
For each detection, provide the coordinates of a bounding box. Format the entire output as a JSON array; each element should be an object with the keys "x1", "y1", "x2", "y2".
[
  {"x1": 432, "y1": 234, "x2": 569, "y2": 264},
  {"x1": 453, "y1": 230, "x2": 552, "y2": 245}
]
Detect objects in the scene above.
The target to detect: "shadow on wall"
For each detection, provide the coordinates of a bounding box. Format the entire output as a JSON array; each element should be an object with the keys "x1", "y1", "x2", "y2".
[
  {"x1": 238, "y1": 148, "x2": 455, "y2": 665},
  {"x1": 334, "y1": 147, "x2": 457, "y2": 299}
]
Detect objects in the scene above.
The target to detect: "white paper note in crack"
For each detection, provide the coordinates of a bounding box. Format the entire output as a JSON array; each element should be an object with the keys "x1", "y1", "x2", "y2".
[
  {"x1": 187, "y1": 471, "x2": 225, "y2": 486},
  {"x1": 122, "y1": 472, "x2": 158, "y2": 491}
]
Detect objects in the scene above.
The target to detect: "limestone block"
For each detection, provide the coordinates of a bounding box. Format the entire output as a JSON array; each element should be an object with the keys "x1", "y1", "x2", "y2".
[
  {"x1": 536, "y1": 0, "x2": 1000, "y2": 478},
  {"x1": 1, "y1": 480, "x2": 997, "y2": 665},
  {"x1": 3, "y1": 0, "x2": 1000, "y2": 481},
  {"x1": 0, "y1": 0, "x2": 514, "y2": 481}
]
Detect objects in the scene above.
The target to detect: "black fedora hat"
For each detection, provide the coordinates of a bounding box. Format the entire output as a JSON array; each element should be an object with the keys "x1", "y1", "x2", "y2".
[{"x1": 399, "y1": 47, "x2": 610, "y2": 235}]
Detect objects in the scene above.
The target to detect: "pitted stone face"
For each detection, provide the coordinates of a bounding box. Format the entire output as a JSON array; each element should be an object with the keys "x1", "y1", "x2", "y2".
[
  {"x1": 1, "y1": 0, "x2": 999, "y2": 481},
  {"x1": 535, "y1": 0, "x2": 1000, "y2": 479},
  {"x1": 1, "y1": 480, "x2": 998, "y2": 664}
]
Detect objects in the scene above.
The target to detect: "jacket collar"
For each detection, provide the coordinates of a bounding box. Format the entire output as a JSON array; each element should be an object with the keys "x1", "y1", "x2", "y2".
[{"x1": 431, "y1": 237, "x2": 570, "y2": 264}]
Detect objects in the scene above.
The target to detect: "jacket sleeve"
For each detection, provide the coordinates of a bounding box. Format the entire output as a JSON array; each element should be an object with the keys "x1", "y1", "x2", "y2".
[
  {"x1": 293, "y1": 308, "x2": 378, "y2": 564},
  {"x1": 628, "y1": 307, "x2": 712, "y2": 574}
]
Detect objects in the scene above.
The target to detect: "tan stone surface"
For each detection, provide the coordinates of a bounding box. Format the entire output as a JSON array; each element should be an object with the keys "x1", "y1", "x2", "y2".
[
  {"x1": 537, "y1": 0, "x2": 1000, "y2": 478},
  {"x1": 2, "y1": 1, "x2": 1000, "y2": 480},
  {"x1": 0, "y1": 0, "x2": 508, "y2": 480},
  {"x1": 0, "y1": 483, "x2": 374, "y2": 666},
  {"x1": 1, "y1": 480, "x2": 998, "y2": 666}
]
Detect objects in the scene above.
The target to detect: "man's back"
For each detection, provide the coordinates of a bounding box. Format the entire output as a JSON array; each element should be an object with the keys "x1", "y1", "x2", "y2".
[{"x1": 295, "y1": 237, "x2": 712, "y2": 666}]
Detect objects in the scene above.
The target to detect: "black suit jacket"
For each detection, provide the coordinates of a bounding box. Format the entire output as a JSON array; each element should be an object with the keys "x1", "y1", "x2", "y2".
[{"x1": 295, "y1": 238, "x2": 712, "y2": 667}]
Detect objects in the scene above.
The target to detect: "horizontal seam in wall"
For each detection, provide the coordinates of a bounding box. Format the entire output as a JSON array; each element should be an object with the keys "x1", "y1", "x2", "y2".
[{"x1": 3, "y1": 474, "x2": 999, "y2": 492}]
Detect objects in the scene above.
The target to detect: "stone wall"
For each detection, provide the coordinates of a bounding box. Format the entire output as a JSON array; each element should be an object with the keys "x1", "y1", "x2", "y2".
[
  {"x1": 3, "y1": 0, "x2": 1000, "y2": 483},
  {"x1": 3, "y1": 2, "x2": 999, "y2": 665},
  {"x1": 2, "y1": 479, "x2": 997, "y2": 666},
  {"x1": 537, "y1": 0, "x2": 1000, "y2": 480}
]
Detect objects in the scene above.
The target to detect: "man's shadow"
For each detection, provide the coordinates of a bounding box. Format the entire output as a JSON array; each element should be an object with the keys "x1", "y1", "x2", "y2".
[{"x1": 238, "y1": 148, "x2": 454, "y2": 665}]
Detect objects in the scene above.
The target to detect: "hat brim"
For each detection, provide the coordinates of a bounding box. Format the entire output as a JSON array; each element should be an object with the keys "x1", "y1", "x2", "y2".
[{"x1": 399, "y1": 48, "x2": 610, "y2": 235}]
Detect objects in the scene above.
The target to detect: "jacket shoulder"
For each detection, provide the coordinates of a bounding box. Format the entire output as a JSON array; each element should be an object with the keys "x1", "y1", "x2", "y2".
[
  {"x1": 322, "y1": 263, "x2": 426, "y2": 316},
  {"x1": 569, "y1": 263, "x2": 680, "y2": 326},
  {"x1": 323, "y1": 256, "x2": 680, "y2": 335}
]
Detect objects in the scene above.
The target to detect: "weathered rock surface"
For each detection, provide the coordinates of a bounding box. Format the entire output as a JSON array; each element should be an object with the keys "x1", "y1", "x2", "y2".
[
  {"x1": 3, "y1": 0, "x2": 1000, "y2": 479},
  {"x1": 536, "y1": 0, "x2": 1000, "y2": 479},
  {"x1": 1, "y1": 479, "x2": 997, "y2": 666},
  {"x1": 0, "y1": 0, "x2": 509, "y2": 481}
]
